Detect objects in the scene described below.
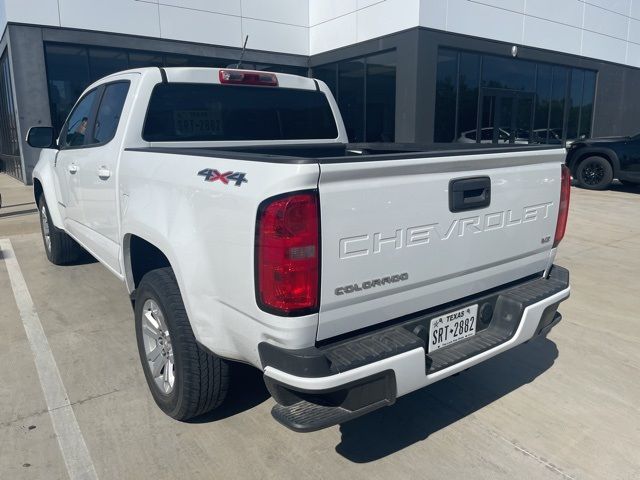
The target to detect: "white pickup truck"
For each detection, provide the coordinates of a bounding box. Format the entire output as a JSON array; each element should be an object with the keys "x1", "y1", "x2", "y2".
[{"x1": 28, "y1": 67, "x2": 571, "y2": 432}]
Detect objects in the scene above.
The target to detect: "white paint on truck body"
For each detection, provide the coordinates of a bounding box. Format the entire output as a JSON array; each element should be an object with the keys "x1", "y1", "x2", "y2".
[
  {"x1": 31, "y1": 66, "x2": 568, "y2": 391},
  {"x1": 317, "y1": 150, "x2": 564, "y2": 340}
]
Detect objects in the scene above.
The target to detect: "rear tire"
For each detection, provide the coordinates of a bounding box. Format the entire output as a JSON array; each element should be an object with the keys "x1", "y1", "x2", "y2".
[
  {"x1": 575, "y1": 156, "x2": 613, "y2": 190},
  {"x1": 135, "y1": 268, "x2": 229, "y2": 420},
  {"x1": 38, "y1": 196, "x2": 82, "y2": 265}
]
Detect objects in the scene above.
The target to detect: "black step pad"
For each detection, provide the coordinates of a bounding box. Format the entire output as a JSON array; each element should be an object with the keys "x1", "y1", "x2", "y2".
[
  {"x1": 322, "y1": 327, "x2": 423, "y2": 374},
  {"x1": 271, "y1": 398, "x2": 392, "y2": 433}
]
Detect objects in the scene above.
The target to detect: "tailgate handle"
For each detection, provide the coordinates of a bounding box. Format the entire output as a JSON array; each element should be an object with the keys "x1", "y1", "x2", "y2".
[{"x1": 449, "y1": 176, "x2": 491, "y2": 212}]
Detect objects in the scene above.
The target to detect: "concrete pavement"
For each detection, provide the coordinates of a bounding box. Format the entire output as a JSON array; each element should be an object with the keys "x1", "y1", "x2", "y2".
[
  {"x1": 0, "y1": 174, "x2": 39, "y2": 237},
  {"x1": 1, "y1": 172, "x2": 639, "y2": 479}
]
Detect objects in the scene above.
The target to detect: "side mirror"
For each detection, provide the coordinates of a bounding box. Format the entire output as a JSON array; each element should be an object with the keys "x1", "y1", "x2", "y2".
[{"x1": 26, "y1": 126, "x2": 56, "y2": 149}]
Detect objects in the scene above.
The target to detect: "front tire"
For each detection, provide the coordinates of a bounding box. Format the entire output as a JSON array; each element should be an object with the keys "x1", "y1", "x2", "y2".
[
  {"x1": 575, "y1": 156, "x2": 613, "y2": 190},
  {"x1": 38, "y1": 196, "x2": 82, "y2": 265},
  {"x1": 135, "y1": 268, "x2": 229, "y2": 420}
]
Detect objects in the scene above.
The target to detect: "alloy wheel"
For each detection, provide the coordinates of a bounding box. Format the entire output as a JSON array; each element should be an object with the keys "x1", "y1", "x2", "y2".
[
  {"x1": 582, "y1": 161, "x2": 605, "y2": 186},
  {"x1": 141, "y1": 299, "x2": 176, "y2": 394}
]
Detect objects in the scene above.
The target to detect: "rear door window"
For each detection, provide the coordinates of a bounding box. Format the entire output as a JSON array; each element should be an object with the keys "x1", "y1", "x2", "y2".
[
  {"x1": 90, "y1": 81, "x2": 130, "y2": 145},
  {"x1": 142, "y1": 83, "x2": 339, "y2": 142}
]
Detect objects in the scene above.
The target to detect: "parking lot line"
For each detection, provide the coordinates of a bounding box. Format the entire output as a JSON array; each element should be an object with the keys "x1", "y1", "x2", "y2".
[{"x1": 0, "y1": 238, "x2": 98, "y2": 480}]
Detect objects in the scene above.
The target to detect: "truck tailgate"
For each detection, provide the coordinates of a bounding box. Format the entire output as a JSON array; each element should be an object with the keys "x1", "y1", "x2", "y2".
[{"x1": 317, "y1": 148, "x2": 565, "y2": 341}]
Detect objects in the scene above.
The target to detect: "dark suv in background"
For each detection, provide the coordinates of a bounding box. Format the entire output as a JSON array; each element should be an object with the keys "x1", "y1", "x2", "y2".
[{"x1": 566, "y1": 134, "x2": 640, "y2": 190}]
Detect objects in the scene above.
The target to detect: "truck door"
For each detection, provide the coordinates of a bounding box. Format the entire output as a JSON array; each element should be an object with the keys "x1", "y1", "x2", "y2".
[
  {"x1": 54, "y1": 88, "x2": 101, "y2": 232},
  {"x1": 73, "y1": 79, "x2": 132, "y2": 274}
]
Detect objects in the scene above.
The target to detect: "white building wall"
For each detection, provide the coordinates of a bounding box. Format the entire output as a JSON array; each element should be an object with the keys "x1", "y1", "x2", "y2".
[
  {"x1": 0, "y1": 0, "x2": 309, "y2": 55},
  {"x1": 418, "y1": 0, "x2": 640, "y2": 68},
  {"x1": 0, "y1": 0, "x2": 639, "y2": 66},
  {"x1": 309, "y1": 0, "x2": 421, "y2": 54},
  {"x1": 309, "y1": 0, "x2": 640, "y2": 67}
]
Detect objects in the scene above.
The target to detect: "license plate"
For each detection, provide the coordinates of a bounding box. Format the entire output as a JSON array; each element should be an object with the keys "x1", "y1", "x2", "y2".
[{"x1": 428, "y1": 304, "x2": 478, "y2": 353}]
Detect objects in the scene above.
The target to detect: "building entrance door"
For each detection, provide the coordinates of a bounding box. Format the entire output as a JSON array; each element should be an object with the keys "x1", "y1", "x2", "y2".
[{"x1": 478, "y1": 89, "x2": 535, "y2": 144}]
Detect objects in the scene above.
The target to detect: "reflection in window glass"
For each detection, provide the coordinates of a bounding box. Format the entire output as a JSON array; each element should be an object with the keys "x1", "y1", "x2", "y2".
[
  {"x1": 128, "y1": 52, "x2": 163, "y2": 68},
  {"x1": 314, "y1": 52, "x2": 397, "y2": 143},
  {"x1": 549, "y1": 66, "x2": 568, "y2": 141},
  {"x1": 566, "y1": 69, "x2": 584, "y2": 140},
  {"x1": 534, "y1": 64, "x2": 552, "y2": 143},
  {"x1": 89, "y1": 48, "x2": 129, "y2": 82},
  {"x1": 457, "y1": 52, "x2": 480, "y2": 140},
  {"x1": 366, "y1": 51, "x2": 396, "y2": 142},
  {"x1": 579, "y1": 71, "x2": 596, "y2": 139},
  {"x1": 62, "y1": 89, "x2": 97, "y2": 148},
  {"x1": 313, "y1": 64, "x2": 338, "y2": 98},
  {"x1": 45, "y1": 43, "x2": 306, "y2": 133},
  {"x1": 482, "y1": 56, "x2": 536, "y2": 91},
  {"x1": 91, "y1": 82, "x2": 130, "y2": 145},
  {"x1": 434, "y1": 47, "x2": 597, "y2": 144},
  {"x1": 45, "y1": 44, "x2": 91, "y2": 133},
  {"x1": 338, "y1": 59, "x2": 365, "y2": 142},
  {"x1": 143, "y1": 84, "x2": 338, "y2": 141},
  {"x1": 434, "y1": 49, "x2": 458, "y2": 142}
]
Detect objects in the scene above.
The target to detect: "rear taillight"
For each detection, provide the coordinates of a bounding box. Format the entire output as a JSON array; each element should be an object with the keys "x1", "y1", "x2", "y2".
[
  {"x1": 219, "y1": 69, "x2": 278, "y2": 87},
  {"x1": 256, "y1": 191, "x2": 320, "y2": 316},
  {"x1": 554, "y1": 164, "x2": 571, "y2": 247}
]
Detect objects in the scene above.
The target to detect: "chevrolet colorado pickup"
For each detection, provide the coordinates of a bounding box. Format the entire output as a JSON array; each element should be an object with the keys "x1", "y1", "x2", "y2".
[{"x1": 28, "y1": 67, "x2": 571, "y2": 432}]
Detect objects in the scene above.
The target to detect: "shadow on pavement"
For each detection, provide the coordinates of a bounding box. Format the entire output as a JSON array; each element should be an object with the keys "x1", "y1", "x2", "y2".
[
  {"x1": 335, "y1": 337, "x2": 559, "y2": 463},
  {"x1": 609, "y1": 182, "x2": 640, "y2": 194},
  {"x1": 570, "y1": 179, "x2": 640, "y2": 193},
  {"x1": 0, "y1": 207, "x2": 38, "y2": 218},
  {"x1": 187, "y1": 362, "x2": 270, "y2": 423},
  {"x1": 0, "y1": 201, "x2": 35, "y2": 209},
  {"x1": 65, "y1": 249, "x2": 99, "y2": 265}
]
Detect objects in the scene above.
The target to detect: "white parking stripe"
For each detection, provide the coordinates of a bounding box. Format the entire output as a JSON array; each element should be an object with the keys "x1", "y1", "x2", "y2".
[{"x1": 0, "y1": 239, "x2": 98, "y2": 480}]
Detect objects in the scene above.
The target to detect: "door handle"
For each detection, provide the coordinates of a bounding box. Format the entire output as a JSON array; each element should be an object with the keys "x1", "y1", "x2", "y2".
[
  {"x1": 68, "y1": 164, "x2": 78, "y2": 174},
  {"x1": 97, "y1": 166, "x2": 111, "y2": 180},
  {"x1": 449, "y1": 176, "x2": 491, "y2": 212}
]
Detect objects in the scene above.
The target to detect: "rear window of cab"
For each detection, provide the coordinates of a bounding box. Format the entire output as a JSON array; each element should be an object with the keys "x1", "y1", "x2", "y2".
[{"x1": 142, "y1": 83, "x2": 339, "y2": 142}]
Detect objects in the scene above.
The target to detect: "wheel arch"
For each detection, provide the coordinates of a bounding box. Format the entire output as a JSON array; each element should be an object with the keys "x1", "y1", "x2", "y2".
[
  {"x1": 568, "y1": 147, "x2": 620, "y2": 177},
  {"x1": 31, "y1": 170, "x2": 64, "y2": 229},
  {"x1": 123, "y1": 233, "x2": 173, "y2": 296}
]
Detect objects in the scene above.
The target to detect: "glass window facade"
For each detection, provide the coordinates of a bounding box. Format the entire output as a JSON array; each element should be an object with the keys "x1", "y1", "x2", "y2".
[
  {"x1": 44, "y1": 43, "x2": 307, "y2": 133},
  {"x1": 434, "y1": 48, "x2": 597, "y2": 145},
  {"x1": 313, "y1": 50, "x2": 396, "y2": 143},
  {"x1": 0, "y1": 50, "x2": 21, "y2": 180}
]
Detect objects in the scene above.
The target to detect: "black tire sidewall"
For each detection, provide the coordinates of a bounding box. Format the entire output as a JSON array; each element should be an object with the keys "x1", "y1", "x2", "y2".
[
  {"x1": 576, "y1": 156, "x2": 613, "y2": 190},
  {"x1": 134, "y1": 273, "x2": 187, "y2": 418}
]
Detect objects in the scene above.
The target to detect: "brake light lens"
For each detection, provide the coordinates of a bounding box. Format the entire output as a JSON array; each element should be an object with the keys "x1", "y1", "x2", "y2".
[
  {"x1": 219, "y1": 69, "x2": 278, "y2": 87},
  {"x1": 554, "y1": 164, "x2": 571, "y2": 247},
  {"x1": 256, "y1": 192, "x2": 320, "y2": 316}
]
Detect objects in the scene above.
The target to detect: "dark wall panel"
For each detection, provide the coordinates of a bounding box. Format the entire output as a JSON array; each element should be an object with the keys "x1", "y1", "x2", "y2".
[
  {"x1": 593, "y1": 67, "x2": 640, "y2": 137},
  {"x1": 8, "y1": 25, "x2": 51, "y2": 185}
]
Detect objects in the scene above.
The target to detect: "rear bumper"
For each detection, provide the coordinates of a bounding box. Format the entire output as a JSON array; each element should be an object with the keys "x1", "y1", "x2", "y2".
[{"x1": 261, "y1": 265, "x2": 570, "y2": 432}]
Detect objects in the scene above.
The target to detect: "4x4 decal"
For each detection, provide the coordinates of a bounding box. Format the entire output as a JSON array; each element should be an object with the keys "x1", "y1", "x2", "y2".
[{"x1": 198, "y1": 169, "x2": 248, "y2": 187}]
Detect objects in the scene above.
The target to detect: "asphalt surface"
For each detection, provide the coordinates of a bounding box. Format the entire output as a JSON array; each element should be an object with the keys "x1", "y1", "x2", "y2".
[{"x1": 1, "y1": 172, "x2": 639, "y2": 480}]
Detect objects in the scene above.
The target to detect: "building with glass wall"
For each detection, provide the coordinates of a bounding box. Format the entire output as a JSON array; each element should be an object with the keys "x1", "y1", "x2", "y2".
[{"x1": 2, "y1": 0, "x2": 640, "y2": 184}]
